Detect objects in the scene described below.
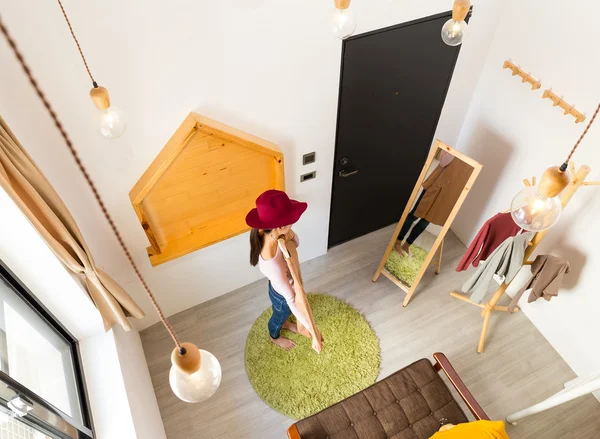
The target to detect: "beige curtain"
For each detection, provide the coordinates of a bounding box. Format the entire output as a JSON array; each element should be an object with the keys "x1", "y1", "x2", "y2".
[{"x1": 0, "y1": 116, "x2": 144, "y2": 331}]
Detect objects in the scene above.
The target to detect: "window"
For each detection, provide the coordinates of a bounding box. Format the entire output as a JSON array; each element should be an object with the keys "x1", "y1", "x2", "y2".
[
  {"x1": 0, "y1": 410, "x2": 54, "y2": 439},
  {"x1": 0, "y1": 261, "x2": 92, "y2": 439}
]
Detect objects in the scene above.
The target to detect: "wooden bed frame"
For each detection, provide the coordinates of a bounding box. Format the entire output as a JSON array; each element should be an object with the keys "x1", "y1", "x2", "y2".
[{"x1": 287, "y1": 352, "x2": 488, "y2": 439}]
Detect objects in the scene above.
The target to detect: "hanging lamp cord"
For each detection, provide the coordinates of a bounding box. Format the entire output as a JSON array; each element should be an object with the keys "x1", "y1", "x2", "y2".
[
  {"x1": 0, "y1": 18, "x2": 183, "y2": 351},
  {"x1": 561, "y1": 102, "x2": 600, "y2": 171},
  {"x1": 55, "y1": 0, "x2": 97, "y2": 87}
]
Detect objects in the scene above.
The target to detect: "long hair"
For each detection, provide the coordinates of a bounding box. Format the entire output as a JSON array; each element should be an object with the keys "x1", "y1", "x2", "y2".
[{"x1": 250, "y1": 228, "x2": 272, "y2": 266}]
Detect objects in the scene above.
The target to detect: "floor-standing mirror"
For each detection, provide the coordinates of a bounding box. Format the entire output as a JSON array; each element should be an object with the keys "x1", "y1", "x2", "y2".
[{"x1": 373, "y1": 140, "x2": 482, "y2": 306}]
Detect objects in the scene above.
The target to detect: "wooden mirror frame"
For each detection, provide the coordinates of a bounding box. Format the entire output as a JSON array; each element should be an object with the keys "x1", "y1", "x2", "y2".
[{"x1": 372, "y1": 140, "x2": 482, "y2": 306}]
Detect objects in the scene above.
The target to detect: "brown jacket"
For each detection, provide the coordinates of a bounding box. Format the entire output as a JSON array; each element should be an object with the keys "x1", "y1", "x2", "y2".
[
  {"x1": 508, "y1": 255, "x2": 570, "y2": 312},
  {"x1": 414, "y1": 158, "x2": 473, "y2": 226}
]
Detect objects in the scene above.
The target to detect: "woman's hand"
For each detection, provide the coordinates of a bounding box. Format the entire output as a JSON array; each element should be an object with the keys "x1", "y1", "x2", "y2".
[
  {"x1": 272, "y1": 230, "x2": 294, "y2": 245},
  {"x1": 284, "y1": 229, "x2": 295, "y2": 242},
  {"x1": 311, "y1": 327, "x2": 323, "y2": 353},
  {"x1": 298, "y1": 323, "x2": 323, "y2": 353},
  {"x1": 312, "y1": 335, "x2": 323, "y2": 354}
]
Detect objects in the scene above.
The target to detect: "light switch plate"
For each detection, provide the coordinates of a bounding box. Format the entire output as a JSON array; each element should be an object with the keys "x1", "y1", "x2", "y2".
[
  {"x1": 302, "y1": 152, "x2": 316, "y2": 165},
  {"x1": 300, "y1": 171, "x2": 316, "y2": 182}
]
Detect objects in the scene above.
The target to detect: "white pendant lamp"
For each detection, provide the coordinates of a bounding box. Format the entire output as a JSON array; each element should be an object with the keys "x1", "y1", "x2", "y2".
[
  {"x1": 441, "y1": 0, "x2": 470, "y2": 46},
  {"x1": 170, "y1": 344, "x2": 222, "y2": 403},
  {"x1": 510, "y1": 168, "x2": 566, "y2": 232},
  {"x1": 510, "y1": 103, "x2": 600, "y2": 232},
  {"x1": 332, "y1": 0, "x2": 357, "y2": 40},
  {"x1": 0, "y1": 18, "x2": 221, "y2": 404},
  {"x1": 89, "y1": 85, "x2": 127, "y2": 139},
  {"x1": 57, "y1": 0, "x2": 127, "y2": 139}
]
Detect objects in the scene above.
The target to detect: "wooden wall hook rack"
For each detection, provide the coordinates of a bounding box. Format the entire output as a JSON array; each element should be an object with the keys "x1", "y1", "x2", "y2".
[
  {"x1": 542, "y1": 89, "x2": 586, "y2": 123},
  {"x1": 502, "y1": 60, "x2": 541, "y2": 90}
]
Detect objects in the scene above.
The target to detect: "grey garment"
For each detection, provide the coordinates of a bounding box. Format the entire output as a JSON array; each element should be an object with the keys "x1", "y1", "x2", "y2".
[{"x1": 462, "y1": 232, "x2": 534, "y2": 304}]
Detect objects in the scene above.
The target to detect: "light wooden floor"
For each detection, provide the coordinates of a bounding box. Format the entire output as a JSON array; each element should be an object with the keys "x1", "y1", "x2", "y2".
[{"x1": 141, "y1": 226, "x2": 600, "y2": 439}]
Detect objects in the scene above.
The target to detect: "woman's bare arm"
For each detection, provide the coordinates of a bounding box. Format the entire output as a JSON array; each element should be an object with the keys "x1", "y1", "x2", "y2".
[{"x1": 284, "y1": 240, "x2": 322, "y2": 350}]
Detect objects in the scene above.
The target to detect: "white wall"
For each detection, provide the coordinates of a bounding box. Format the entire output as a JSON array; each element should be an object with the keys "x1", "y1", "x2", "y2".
[
  {"x1": 79, "y1": 328, "x2": 167, "y2": 439},
  {"x1": 113, "y1": 326, "x2": 167, "y2": 439},
  {"x1": 0, "y1": 0, "x2": 503, "y2": 329},
  {"x1": 79, "y1": 332, "x2": 137, "y2": 439},
  {"x1": 453, "y1": 0, "x2": 600, "y2": 381}
]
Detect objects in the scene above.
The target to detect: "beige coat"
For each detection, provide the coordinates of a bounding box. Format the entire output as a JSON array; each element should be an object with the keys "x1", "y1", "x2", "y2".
[{"x1": 414, "y1": 158, "x2": 473, "y2": 226}]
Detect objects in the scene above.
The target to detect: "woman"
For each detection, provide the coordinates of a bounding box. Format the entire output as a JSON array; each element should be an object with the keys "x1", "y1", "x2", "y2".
[{"x1": 246, "y1": 190, "x2": 322, "y2": 353}]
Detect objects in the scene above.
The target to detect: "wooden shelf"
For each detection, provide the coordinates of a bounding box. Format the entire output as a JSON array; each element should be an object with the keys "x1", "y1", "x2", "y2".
[{"x1": 130, "y1": 112, "x2": 285, "y2": 266}]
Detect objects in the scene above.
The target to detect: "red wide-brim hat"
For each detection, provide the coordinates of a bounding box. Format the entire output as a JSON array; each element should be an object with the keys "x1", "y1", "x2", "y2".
[{"x1": 245, "y1": 190, "x2": 308, "y2": 229}]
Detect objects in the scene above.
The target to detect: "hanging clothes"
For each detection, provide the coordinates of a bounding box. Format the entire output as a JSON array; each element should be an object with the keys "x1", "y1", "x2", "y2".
[
  {"x1": 462, "y1": 232, "x2": 534, "y2": 304},
  {"x1": 508, "y1": 255, "x2": 570, "y2": 312},
  {"x1": 456, "y1": 212, "x2": 522, "y2": 271},
  {"x1": 414, "y1": 158, "x2": 473, "y2": 226}
]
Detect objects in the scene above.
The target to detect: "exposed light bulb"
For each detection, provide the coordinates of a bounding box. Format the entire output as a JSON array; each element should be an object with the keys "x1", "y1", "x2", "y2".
[
  {"x1": 97, "y1": 106, "x2": 127, "y2": 139},
  {"x1": 169, "y1": 349, "x2": 222, "y2": 403},
  {"x1": 510, "y1": 186, "x2": 562, "y2": 232},
  {"x1": 90, "y1": 85, "x2": 127, "y2": 139},
  {"x1": 441, "y1": 18, "x2": 467, "y2": 46},
  {"x1": 332, "y1": 6, "x2": 356, "y2": 39}
]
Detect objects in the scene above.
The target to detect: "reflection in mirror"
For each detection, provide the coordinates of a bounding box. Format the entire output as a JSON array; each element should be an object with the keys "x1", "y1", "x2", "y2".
[{"x1": 385, "y1": 148, "x2": 475, "y2": 287}]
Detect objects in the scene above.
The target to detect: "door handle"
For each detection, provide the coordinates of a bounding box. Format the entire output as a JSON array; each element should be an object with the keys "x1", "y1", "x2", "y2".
[{"x1": 339, "y1": 169, "x2": 359, "y2": 178}]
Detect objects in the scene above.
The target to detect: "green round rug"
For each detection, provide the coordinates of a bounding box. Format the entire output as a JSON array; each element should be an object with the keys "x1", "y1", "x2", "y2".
[{"x1": 245, "y1": 294, "x2": 380, "y2": 419}]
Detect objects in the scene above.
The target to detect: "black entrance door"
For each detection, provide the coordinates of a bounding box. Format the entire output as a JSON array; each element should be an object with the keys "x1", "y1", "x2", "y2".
[{"x1": 328, "y1": 11, "x2": 467, "y2": 248}]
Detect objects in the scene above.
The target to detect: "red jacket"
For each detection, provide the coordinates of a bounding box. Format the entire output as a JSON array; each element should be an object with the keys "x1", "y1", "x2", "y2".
[{"x1": 456, "y1": 212, "x2": 522, "y2": 271}]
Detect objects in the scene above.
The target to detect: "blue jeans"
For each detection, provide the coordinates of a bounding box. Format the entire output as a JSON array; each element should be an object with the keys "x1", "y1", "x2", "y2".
[{"x1": 268, "y1": 282, "x2": 292, "y2": 339}]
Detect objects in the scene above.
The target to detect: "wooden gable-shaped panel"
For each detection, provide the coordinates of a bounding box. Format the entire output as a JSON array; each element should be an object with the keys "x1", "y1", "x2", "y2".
[{"x1": 130, "y1": 113, "x2": 285, "y2": 266}]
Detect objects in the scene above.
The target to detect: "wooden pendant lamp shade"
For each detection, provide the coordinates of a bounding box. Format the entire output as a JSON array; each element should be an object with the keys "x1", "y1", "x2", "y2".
[
  {"x1": 452, "y1": 0, "x2": 471, "y2": 21},
  {"x1": 89, "y1": 86, "x2": 110, "y2": 110},
  {"x1": 129, "y1": 113, "x2": 285, "y2": 266},
  {"x1": 172, "y1": 342, "x2": 201, "y2": 374},
  {"x1": 538, "y1": 166, "x2": 570, "y2": 198},
  {"x1": 334, "y1": 0, "x2": 351, "y2": 10}
]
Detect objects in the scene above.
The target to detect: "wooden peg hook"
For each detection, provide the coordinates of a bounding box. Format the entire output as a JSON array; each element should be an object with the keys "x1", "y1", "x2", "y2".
[
  {"x1": 542, "y1": 89, "x2": 586, "y2": 123},
  {"x1": 503, "y1": 60, "x2": 541, "y2": 90}
]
